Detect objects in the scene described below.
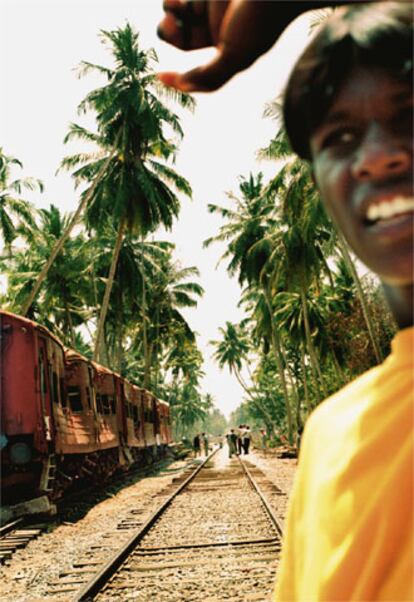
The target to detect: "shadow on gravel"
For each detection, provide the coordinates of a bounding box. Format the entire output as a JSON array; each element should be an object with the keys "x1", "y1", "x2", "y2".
[{"x1": 51, "y1": 453, "x2": 193, "y2": 528}]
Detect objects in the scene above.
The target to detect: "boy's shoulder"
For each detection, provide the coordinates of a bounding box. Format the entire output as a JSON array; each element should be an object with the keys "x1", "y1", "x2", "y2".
[{"x1": 305, "y1": 338, "x2": 413, "y2": 443}]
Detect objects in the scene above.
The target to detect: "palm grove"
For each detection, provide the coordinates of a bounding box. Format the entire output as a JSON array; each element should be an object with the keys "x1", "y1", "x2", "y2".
[{"x1": 1, "y1": 23, "x2": 395, "y2": 445}]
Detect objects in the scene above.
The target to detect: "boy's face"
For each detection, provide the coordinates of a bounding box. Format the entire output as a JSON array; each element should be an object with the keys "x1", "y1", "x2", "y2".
[{"x1": 310, "y1": 66, "x2": 413, "y2": 286}]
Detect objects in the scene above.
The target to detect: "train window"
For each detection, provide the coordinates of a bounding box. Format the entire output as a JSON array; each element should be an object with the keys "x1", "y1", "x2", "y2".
[
  {"x1": 96, "y1": 393, "x2": 103, "y2": 414},
  {"x1": 39, "y1": 354, "x2": 47, "y2": 395},
  {"x1": 111, "y1": 396, "x2": 116, "y2": 414},
  {"x1": 86, "y1": 387, "x2": 92, "y2": 409},
  {"x1": 102, "y1": 394, "x2": 111, "y2": 415},
  {"x1": 68, "y1": 386, "x2": 83, "y2": 412},
  {"x1": 132, "y1": 405, "x2": 139, "y2": 424},
  {"x1": 51, "y1": 372, "x2": 59, "y2": 404},
  {"x1": 60, "y1": 378, "x2": 67, "y2": 408}
]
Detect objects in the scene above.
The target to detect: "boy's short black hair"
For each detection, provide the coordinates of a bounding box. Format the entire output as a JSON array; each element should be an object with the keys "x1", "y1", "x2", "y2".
[{"x1": 283, "y1": 2, "x2": 413, "y2": 161}]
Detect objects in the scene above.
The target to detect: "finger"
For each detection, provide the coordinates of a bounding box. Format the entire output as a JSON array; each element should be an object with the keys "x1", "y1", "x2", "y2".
[
  {"x1": 157, "y1": 47, "x2": 241, "y2": 92},
  {"x1": 157, "y1": 11, "x2": 186, "y2": 48},
  {"x1": 158, "y1": 0, "x2": 211, "y2": 50}
]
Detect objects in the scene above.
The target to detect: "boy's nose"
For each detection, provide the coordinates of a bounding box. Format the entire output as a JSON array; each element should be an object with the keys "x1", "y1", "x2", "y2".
[{"x1": 351, "y1": 125, "x2": 411, "y2": 181}]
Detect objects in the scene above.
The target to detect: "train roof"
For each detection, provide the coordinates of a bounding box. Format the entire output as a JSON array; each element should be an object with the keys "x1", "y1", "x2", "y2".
[
  {"x1": 0, "y1": 309, "x2": 65, "y2": 350},
  {"x1": 157, "y1": 399, "x2": 170, "y2": 408},
  {"x1": 65, "y1": 347, "x2": 123, "y2": 379},
  {"x1": 0, "y1": 311, "x2": 164, "y2": 405}
]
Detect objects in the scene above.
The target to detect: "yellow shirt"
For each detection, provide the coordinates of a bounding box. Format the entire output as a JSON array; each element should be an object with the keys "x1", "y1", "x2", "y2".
[{"x1": 275, "y1": 327, "x2": 414, "y2": 601}]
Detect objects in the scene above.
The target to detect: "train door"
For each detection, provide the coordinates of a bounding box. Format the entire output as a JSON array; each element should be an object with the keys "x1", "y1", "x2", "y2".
[
  {"x1": 118, "y1": 379, "x2": 128, "y2": 442},
  {"x1": 38, "y1": 337, "x2": 54, "y2": 443},
  {"x1": 87, "y1": 364, "x2": 100, "y2": 445}
]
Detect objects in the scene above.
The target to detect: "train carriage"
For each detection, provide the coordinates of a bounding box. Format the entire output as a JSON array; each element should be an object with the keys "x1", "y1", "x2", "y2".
[
  {"x1": 57, "y1": 349, "x2": 99, "y2": 454},
  {"x1": 157, "y1": 399, "x2": 172, "y2": 446},
  {"x1": 141, "y1": 389, "x2": 158, "y2": 450},
  {"x1": 0, "y1": 311, "x2": 65, "y2": 502},
  {"x1": 1, "y1": 310, "x2": 173, "y2": 512},
  {"x1": 123, "y1": 380, "x2": 145, "y2": 450}
]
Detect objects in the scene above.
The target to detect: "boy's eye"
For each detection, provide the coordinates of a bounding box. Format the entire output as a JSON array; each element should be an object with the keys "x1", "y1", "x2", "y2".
[{"x1": 323, "y1": 128, "x2": 357, "y2": 149}]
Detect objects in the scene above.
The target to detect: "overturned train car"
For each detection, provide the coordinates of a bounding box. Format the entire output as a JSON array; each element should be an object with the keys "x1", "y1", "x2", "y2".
[{"x1": 0, "y1": 311, "x2": 172, "y2": 507}]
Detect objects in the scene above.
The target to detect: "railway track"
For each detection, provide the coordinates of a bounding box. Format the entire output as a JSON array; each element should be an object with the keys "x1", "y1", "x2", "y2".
[
  {"x1": 70, "y1": 447, "x2": 284, "y2": 602},
  {"x1": 0, "y1": 519, "x2": 45, "y2": 565}
]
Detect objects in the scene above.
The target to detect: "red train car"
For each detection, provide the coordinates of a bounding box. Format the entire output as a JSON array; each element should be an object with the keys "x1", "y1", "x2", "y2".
[
  {"x1": 141, "y1": 389, "x2": 158, "y2": 450},
  {"x1": 1, "y1": 311, "x2": 65, "y2": 503},
  {"x1": 123, "y1": 380, "x2": 145, "y2": 455},
  {"x1": 1, "y1": 310, "x2": 172, "y2": 512},
  {"x1": 157, "y1": 399, "x2": 172, "y2": 446}
]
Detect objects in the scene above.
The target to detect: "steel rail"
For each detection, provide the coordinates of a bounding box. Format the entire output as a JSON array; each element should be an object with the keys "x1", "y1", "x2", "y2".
[
  {"x1": 238, "y1": 456, "x2": 284, "y2": 537},
  {"x1": 0, "y1": 518, "x2": 23, "y2": 537},
  {"x1": 58, "y1": 453, "x2": 177, "y2": 511},
  {"x1": 72, "y1": 448, "x2": 219, "y2": 602},
  {"x1": 136, "y1": 536, "x2": 278, "y2": 552}
]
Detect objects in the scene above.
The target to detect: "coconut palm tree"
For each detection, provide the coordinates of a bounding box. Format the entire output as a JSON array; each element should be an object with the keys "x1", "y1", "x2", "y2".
[
  {"x1": 259, "y1": 123, "x2": 382, "y2": 363},
  {"x1": 61, "y1": 24, "x2": 194, "y2": 362},
  {"x1": 204, "y1": 173, "x2": 295, "y2": 442},
  {"x1": 136, "y1": 254, "x2": 204, "y2": 388},
  {"x1": 210, "y1": 320, "x2": 278, "y2": 433},
  {"x1": 2, "y1": 205, "x2": 92, "y2": 346},
  {"x1": 0, "y1": 148, "x2": 42, "y2": 250},
  {"x1": 204, "y1": 172, "x2": 276, "y2": 280},
  {"x1": 88, "y1": 224, "x2": 173, "y2": 371},
  {"x1": 211, "y1": 321, "x2": 251, "y2": 392},
  {"x1": 22, "y1": 23, "x2": 194, "y2": 351}
]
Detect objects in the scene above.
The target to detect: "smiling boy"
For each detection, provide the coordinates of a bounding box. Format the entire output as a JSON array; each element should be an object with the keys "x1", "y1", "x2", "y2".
[
  {"x1": 275, "y1": 5, "x2": 413, "y2": 599},
  {"x1": 157, "y1": 2, "x2": 413, "y2": 600}
]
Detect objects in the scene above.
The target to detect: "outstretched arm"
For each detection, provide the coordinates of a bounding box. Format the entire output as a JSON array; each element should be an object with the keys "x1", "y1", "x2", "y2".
[{"x1": 157, "y1": 0, "x2": 344, "y2": 92}]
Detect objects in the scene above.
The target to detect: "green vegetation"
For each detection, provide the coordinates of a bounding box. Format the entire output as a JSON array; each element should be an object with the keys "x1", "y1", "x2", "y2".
[
  {"x1": 0, "y1": 19, "x2": 396, "y2": 446},
  {"x1": 207, "y1": 123, "x2": 395, "y2": 445},
  {"x1": 0, "y1": 23, "x2": 209, "y2": 437}
]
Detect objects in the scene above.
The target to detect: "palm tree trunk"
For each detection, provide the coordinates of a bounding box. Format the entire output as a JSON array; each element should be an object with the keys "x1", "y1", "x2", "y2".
[
  {"x1": 140, "y1": 236, "x2": 151, "y2": 389},
  {"x1": 328, "y1": 341, "x2": 345, "y2": 387},
  {"x1": 93, "y1": 218, "x2": 126, "y2": 362},
  {"x1": 63, "y1": 297, "x2": 76, "y2": 348},
  {"x1": 299, "y1": 344, "x2": 312, "y2": 414},
  {"x1": 233, "y1": 368, "x2": 278, "y2": 438},
  {"x1": 144, "y1": 342, "x2": 153, "y2": 390},
  {"x1": 153, "y1": 307, "x2": 160, "y2": 392},
  {"x1": 116, "y1": 286, "x2": 123, "y2": 373},
  {"x1": 264, "y1": 285, "x2": 294, "y2": 445},
  {"x1": 319, "y1": 249, "x2": 336, "y2": 290},
  {"x1": 336, "y1": 231, "x2": 382, "y2": 363},
  {"x1": 279, "y1": 342, "x2": 302, "y2": 434},
  {"x1": 299, "y1": 287, "x2": 328, "y2": 399},
  {"x1": 21, "y1": 134, "x2": 120, "y2": 316}
]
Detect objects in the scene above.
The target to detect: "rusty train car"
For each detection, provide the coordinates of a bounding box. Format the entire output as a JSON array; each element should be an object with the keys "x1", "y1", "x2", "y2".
[{"x1": 0, "y1": 311, "x2": 172, "y2": 508}]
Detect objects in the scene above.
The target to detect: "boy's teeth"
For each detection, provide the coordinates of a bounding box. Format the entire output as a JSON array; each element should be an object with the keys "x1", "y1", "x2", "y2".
[{"x1": 366, "y1": 197, "x2": 414, "y2": 221}]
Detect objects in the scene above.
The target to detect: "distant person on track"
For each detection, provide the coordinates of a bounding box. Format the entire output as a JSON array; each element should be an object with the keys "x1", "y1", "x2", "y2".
[
  {"x1": 192, "y1": 433, "x2": 201, "y2": 458},
  {"x1": 242, "y1": 425, "x2": 251, "y2": 455},
  {"x1": 201, "y1": 432, "x2": 209, "y2": 456},
  {"x1": 226, "y1": 429, "x2": 238, "y2": 458},
  {"x1": 157, "y1": 2, "x2": 413, "y2": 600},
  {"x1": 259, "y1": 429, "x2": 267, "y2": 456},
  {"x1": 236, "y1": 424, "x2": 244, "y2": 455}
]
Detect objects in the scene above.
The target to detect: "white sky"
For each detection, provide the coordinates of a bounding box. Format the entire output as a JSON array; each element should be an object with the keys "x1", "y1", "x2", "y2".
[{"x1": 1, "y1": 0, "x2": 314, "y2": 419}]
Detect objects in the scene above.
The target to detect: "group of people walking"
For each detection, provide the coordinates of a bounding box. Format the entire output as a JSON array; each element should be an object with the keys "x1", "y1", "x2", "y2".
[
  {"x1": 192, "y1": 426, "x2": 253, "y2": 459},
  {"x1": 192, "y1": 432, "x2": 209, "y2": 457},
  {"x1": 226, "y1": 425, "x2": 251, "y2": 458}
]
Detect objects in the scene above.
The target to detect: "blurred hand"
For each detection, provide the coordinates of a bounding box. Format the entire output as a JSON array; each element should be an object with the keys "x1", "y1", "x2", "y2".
[{"x1": 157, "y1": 0, "x2": 302, "y2": 92}]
